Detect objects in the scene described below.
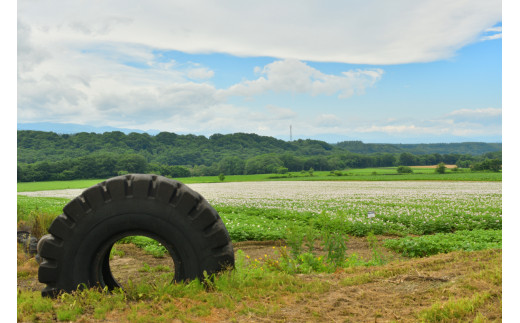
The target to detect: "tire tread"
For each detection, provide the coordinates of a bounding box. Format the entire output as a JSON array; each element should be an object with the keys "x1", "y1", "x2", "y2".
[{"x1": 38, "y1": 174, "x2": 234, "y2": 297}]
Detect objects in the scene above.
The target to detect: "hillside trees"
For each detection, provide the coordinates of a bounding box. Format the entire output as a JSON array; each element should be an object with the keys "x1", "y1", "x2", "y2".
[
  {"x1": 375, "y1": 153, "x2": 396, "y2": 167},
  {"x1": 471, "y1": 159, "x2": 502, "y2": 172},
  {"x1": 398, "y1": 152, "x2": 417, "y2": 166},
  {"x1": 245, "y1": 154, "x2": 284, "y2": 174},
  {"x1": 116, "y1": 154, "x2": 148, "y2": 174},
  {"x1": 218, "y1": 156, "x2": 246, "y2": 175},
  {"x1": 278, "y1": 153, "x2": 305, "y2": 172},
  {"x1": 304, "y1": 156, "x2": 329, "y2": 171},
  {"x1": 16, "y1": 130, "x2": 502, "y2": 181}
]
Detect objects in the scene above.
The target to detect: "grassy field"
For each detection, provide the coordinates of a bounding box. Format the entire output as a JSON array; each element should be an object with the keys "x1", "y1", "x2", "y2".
[
  {"x1": 17, "y1": 167, "x2": 501, "y2": 192},
  {"x1": 16, "y1": 177, "x2": 502, "y2": 321}
]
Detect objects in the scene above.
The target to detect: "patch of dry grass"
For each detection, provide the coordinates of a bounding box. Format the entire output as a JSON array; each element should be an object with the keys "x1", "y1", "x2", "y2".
[{"x1": 17, "y1": 241, "x2": 501, "y2": 322}]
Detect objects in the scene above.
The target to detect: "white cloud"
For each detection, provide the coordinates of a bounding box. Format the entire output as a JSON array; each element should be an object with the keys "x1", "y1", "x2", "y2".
[
  {"x1": 447, "y1": 107, "x2": 501, "y2": 117},
  {"x1": 264, "y1": 105, "x2": 298, "y2": 120},
  {"x1": 485, "y1": 27, "x2": 502, "y2": 33},
  {"x1": 17, "y1": 20, "x2": 49, "y2": 74},
  {"x1": 315, "y1": 114, "x2": 343, "y2": 127},
  {"x1": 186, "y1": 67, "x2": 215, "y2": 80},
  {"x1": 445, "y1": 108, "x2": 501, "y2": 125},
  {"x1": 16, "y1": 1, "x2": 501, "y2": 142},
  {"x1": 17, "y1": 22, "x2": 381, "y2": 129},
  {"x1": 481, "y1": 34, "x2": 502, "y2": 41},
  {"x1": 350, "y1": 108, "x2": 502, "y2": 138},
  {"x1": 225, "y1": 59, "x2": 383, "y2": 98},
  {"x1": 18, "y1": 0, "x2": 501, "y2": 64},
  {"x1": 481, "y1": 26, "x2": 502, "y2": 41}
]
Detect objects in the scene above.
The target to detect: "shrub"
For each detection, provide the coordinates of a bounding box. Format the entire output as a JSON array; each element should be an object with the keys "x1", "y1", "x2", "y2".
[
  {"x1": 397, "y1": 166, "x2": 413, "y2": 174},
  {"x1": 435, "y1": 162, "x2": 446, "y2": 174},
  {"x1": 276, "y1": 167, "x2": 289, "y2": 174}
]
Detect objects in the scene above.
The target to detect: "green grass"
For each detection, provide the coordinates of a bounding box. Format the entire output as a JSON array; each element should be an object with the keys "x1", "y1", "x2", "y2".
[
  {"x1": 118, "y1": 236, "x2": 169, "y2": 258},
  {"x1": 418, "y1": 292, "x2": 493, "y2": 322},
  {"x1": 17, "y1": 179, "x2": 104, "y2": 192},
  {"x1": 17, "y1": 195, "x2": 69, "y2": 237},
  {"x1": 17, "y1": 196, "x2": 68, "y2": 221},
  {"x1": 176, "y1": 168, "x2": 501, "y2": 183},
  {"x1": 17, "y1": 249, "x2": 502, "y2": 322},
  {"x1": 17, "y1": 168, "x2": 501, "y2": 192},
  {"x1": 16, "y1": 250, "x2": 331, "y2": 322},
  {"x1": 16, "y1": 174, "x2": 502, "y2": 322}
]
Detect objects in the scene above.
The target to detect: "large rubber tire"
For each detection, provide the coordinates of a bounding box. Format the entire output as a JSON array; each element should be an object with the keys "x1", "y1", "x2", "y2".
[{"x1": 37, "y1": 174, "x2": 234, "y2": 297}]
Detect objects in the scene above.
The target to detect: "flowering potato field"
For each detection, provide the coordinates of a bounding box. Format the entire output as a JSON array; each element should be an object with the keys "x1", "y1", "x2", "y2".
[
  {"x1": 18, "y1": 180, "x2": 502, "y2": 240},
  {"x1": 187, "y1": 181, "x2": 502, "y2": 240}
]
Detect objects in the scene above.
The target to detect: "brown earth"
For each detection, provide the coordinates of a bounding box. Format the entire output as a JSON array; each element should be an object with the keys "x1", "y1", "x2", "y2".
[
  {"x1": 17, "y1": 239, "x2": 501, "y2": 322},
  {"x1": 17, "y1": 236, "x2": 401, "y2": 293},
  {"x1": 411, "y1": 164, "x2": 458, "y2": 169}
]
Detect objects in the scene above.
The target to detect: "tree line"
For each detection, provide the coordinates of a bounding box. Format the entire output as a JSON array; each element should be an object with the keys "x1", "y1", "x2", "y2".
[{"x1": 17, "y1": 131, "x2": 502, "y2": 182}]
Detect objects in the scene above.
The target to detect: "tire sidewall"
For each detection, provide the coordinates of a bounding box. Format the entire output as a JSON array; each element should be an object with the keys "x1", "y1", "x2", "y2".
[{"x1": 58, "y1": 198, "x2": 206, "y2": 290}]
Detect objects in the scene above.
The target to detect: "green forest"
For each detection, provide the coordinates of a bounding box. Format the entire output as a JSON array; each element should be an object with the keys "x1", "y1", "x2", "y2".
[{"x1": 17, "y1": 130, "x2": 502, "y2": 182}]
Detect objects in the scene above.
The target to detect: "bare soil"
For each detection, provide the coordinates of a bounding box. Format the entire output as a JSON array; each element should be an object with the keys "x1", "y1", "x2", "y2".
[
  {"x1": 411, "y1": 164, "x2": 458, "y2": 169},
  {"x1": 17, "y1": 236, "x2": 401, "y2": 292},
  {"x1": 17, "y1": 239, "x2": 501, "y2": 322}
]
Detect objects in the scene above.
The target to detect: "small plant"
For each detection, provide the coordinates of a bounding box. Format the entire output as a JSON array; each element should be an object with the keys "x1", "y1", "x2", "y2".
[
  {"x1": 275, "y1": 246, "x2": 327, "y2": 274},
  {"x1": 109, "y1": 246, "x2": 125, "y2": 259},
  {"x1": 218, "y1": 173, "x2": 225, "y2": 182},
  {"x1": 139, "y1": 263, "x2": 171, "y2": 273},
  {"x1": 366, "y1": 232, "x2": 386, "y2": 265},
  {"x1": 322, "y1": 230, "x2": 348, "y2": 266},
  {"x1": 286, "y1": 226, "x2": 305, "y2": 258},
  {"x1": 143, "y1": 244, "x2": 168, "y2": 258},
  {"x1": 303, "y1": 227, "x2": 319, "y2": 253},
  {"x1": 118, "y1": 236, "x2": 168, "y2": 258}
]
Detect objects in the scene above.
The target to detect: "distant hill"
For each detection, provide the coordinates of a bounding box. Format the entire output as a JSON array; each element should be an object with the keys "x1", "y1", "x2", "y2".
[
  {"x1": 17, "y1": 130, "x2": 502, "y2": 181},
  {"x1": 17, "y1": 130, "x2": 501, "y2": 165},
  {"x1": 17, "y1": 122, "x2": 160, "y2": 135},
  {"x1": 335, "y1": 141, "x2": 502, "y2": 156}
]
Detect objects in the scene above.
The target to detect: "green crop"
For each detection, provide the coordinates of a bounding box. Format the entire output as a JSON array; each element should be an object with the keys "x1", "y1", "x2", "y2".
[{"x1": 383, "y1": 229, "x2": 502, "y2": 257}]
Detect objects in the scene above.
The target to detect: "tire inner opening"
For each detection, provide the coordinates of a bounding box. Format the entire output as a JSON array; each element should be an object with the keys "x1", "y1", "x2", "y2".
[{"x1": 103, "y1": 235, "x2": 177, "y2": 291}]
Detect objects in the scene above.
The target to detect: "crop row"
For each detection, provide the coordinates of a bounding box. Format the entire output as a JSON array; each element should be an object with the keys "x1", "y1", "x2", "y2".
[
  {"x1": 384, "y1": 229, "x2": 502, "y2": 257},
  {"x1": 200, "y1": 181, "x2": 502, "y2": 240},
  {"x1": 17, "y1": 181, "x2": 502, "y2": 242}
]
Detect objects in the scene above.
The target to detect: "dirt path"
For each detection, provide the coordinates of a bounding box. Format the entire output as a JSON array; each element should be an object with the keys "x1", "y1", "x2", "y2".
[{"x1": 17, "y1": 236, "x2": 401, "y2": 292}]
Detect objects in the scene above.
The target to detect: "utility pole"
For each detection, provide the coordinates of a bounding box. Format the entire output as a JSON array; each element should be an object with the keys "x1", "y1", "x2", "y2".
[{"x1": 290, "y1": 125, "x2": 292, "y2": 141}]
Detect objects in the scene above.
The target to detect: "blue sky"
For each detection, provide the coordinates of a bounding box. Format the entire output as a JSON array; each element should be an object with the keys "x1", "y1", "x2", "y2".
[{"x1": 16, "y1": 0, "x2": 502, "y2": 143}]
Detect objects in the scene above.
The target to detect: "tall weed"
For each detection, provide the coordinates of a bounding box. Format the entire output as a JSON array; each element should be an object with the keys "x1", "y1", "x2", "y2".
[{"x1": 366, "y1": 231, "x2": 387, "y2": 265}]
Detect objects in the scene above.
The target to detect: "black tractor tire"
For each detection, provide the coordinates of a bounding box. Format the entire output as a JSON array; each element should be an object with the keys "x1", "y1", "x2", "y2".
[
  {"x1": 37, "y1": 174, "x2": 234, "y2": 297},
  {"x1": 17, "y1": 231, "x2": 38, "y2": 255}
]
